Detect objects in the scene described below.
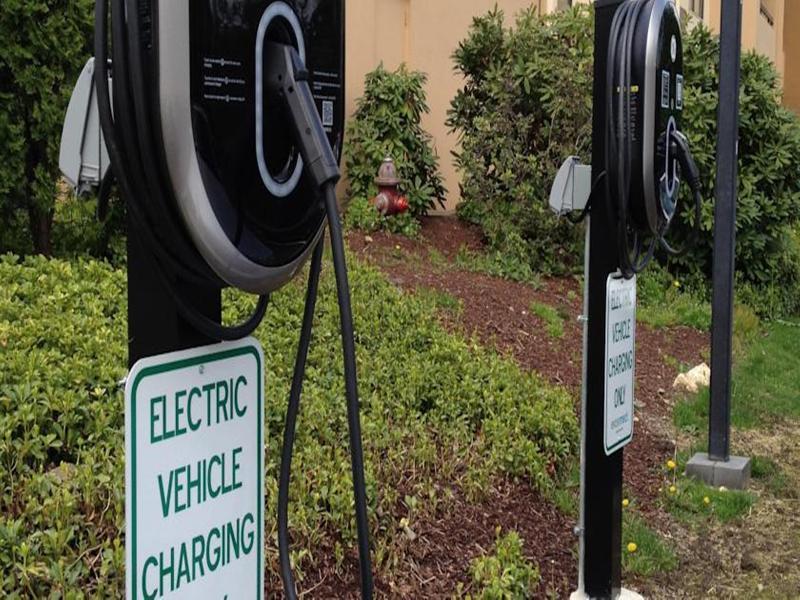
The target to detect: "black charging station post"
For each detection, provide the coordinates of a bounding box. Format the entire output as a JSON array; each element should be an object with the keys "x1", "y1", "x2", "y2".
[
  {"x1": 578, "y1": 2, "x2": 625, "y2": 597},
  {"x1": 126, "y1": 222, "x2": 221, "y2": 368}
]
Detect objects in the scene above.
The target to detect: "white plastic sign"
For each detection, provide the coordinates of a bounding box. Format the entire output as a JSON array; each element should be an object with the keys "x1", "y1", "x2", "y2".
[
  {"x1": 125, "y1": 338, "x2": 265, "y2": 599},
  {"x1": 604, "y1": 275, "x2": 636, "y2": 455}
]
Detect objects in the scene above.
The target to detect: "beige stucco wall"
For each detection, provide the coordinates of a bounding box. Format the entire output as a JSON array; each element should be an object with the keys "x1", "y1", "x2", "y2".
[
  {"x1": 783, "y1": 0, "x2": 800, "y2": 112},
  {"x1": 345, "y1": 0, "x2": 536, "y2": 212}
]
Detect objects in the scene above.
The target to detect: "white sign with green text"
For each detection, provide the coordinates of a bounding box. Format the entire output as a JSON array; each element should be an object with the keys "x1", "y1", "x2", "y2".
[
  {"x1": 125, "y1": 338, "x2": 264, "y2": 599},
  {"x1": 604, "y1": 275, "x2": 636, "y2": 455}
]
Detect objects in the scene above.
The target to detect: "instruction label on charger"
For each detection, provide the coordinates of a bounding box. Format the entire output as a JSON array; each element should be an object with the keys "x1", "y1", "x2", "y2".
[
  {"x1": 604, "y1": 275, "x2": 636, "y2": 455},
  {"x1": 125, "y1": 338, "x2": 264, "y2": 599}
]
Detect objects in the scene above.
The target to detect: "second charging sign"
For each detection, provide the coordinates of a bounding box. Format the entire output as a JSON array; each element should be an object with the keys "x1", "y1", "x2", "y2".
[{"x1": 604, "y1": 275, "x2": 636, "y2": 455}]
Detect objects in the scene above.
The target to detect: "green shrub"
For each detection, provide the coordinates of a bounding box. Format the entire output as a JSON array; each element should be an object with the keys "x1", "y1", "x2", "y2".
[
  {"x1": 344, "y1": 64, "x2": 447, "y2": 227},
  {"x1": 51, "y1": 196, "x2": 127, "y2": 264},
  {"x1": 449, "y1": 6, "x2": 594, "y2": 275},
  {"x1": 668, "y1": 26, "x2": 800, "y2": 317},
  {"x1": 0, "y1": 0, "x2": 95, "y2": 254},
  {"x1": 343, "y1": 196, "x2": 421, "y2": 238},
  {"x1": 469, "y1": 529, "x2": 540, "y2": 599},
  {"x1": 0, "y1": 254, "x2": 577, "y2": 593},
  {"x1": 450, "y1": 10, "x2": 800, "y2": 316}
]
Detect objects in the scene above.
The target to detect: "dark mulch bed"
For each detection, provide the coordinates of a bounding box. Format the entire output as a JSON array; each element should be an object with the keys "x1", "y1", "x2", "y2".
[
  {"x1": 271, "y1": 215, "x2": 708, "y2": 597},
  {"x1": 269, "y1": 481, "x2": 575, "y2": 599}
]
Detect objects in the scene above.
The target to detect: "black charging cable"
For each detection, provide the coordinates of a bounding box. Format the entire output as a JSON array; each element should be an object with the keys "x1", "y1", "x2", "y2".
[
  {"x1": 606, "y1": 0, "x2": 656, "y2": 279},
  {"x1": 265, "y1": 42, "x2": 374, "y2": 600},
  {"x1": 95, "y1": 0, "x2": 270, "y2": 341},
  {"x1": 278, "y1": 237, "x2": 324, "y2": 599}
]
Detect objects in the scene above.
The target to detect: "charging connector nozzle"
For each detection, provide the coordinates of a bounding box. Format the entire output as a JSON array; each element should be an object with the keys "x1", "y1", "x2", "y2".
[{"x1": 263, "y1": 42, "x2": 341, "y2": 188}]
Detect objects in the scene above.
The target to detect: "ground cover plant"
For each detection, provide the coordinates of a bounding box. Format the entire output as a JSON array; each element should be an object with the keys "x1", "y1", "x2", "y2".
[
  {"x1": 0, "y1": 253, "x2": 577, "y2": 595},
  {"x1": 466, "y1": 529, "x2": 540, "y2": 599}
]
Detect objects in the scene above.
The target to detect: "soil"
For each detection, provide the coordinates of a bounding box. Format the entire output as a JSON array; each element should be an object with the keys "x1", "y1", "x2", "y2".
[
  {"x1": 349, "y1": 217, "x2": 707, "y2": 517},
  {"x1": 274, "y1": 482, "x2": 576, "y2": 599},
  {"x1": 272, "y1": 216, "x2": 714, "y2": 598}
]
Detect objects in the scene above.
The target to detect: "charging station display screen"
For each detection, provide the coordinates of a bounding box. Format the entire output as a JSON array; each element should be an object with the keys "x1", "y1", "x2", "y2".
[{"x1": 188, "y1": 0, "x2": 344, "y2": 268}]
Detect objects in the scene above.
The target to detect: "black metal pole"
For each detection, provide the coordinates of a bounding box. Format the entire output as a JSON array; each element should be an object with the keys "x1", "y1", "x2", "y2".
[
  {"x1": 127, "y1": 215, "x2": 220, "y2": 367},
  {"x1": 708, "y1": 0, "x2": 742, "y2": 462},
  {"x1": 582, "y1": 2, "x2": 623, "y2": 597}
]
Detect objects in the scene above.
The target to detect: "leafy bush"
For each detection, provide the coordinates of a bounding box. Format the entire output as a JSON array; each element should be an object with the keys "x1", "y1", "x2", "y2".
[
  {"x1": 668, "y1": 25, "x2": 800, "y2": 317},
  {"x1": 468, "y1": 529, "x2": 540, "y2": 599},
  {"x1": 0, "y1": 254, "x2": 577, "y2": 594},
  {"x1": 344, "y1": 65, "x2": 447, "y2": 225},
  {"x1": 449, "y1": 6, "x2": 594, "y2": 275},
  {"x1": 451, "y1": 10, "x2": 800, "y2": 316},
  {"x1": 343, "y1": 196, "x2": 421, "y2": 238},
  {"x1": 0, "y1": 0, "x2": 95, "y2": 254},
  {"x1": 51, "y1": 195, "x2": 127, "y2": 263}
]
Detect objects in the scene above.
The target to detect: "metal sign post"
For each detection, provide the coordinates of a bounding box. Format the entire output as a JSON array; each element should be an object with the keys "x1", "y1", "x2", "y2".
[
  {"x1": 127, "y1": 221, "x2": 221, "y2": 367},
  {"x1": 708, "y1": 0, "x2": 743, "y2": 462},
  {"x1": 686, "y1": 0, "x2": 752, "y2": 490},
  {"x1": 573, "y1": 3, "x2": 628, "y2": 598}
]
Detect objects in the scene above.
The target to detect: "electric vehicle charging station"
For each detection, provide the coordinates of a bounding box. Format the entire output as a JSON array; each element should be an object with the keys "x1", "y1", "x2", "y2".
[
  {"x1": 60, "y1": 1, "x2": 373, "y2": 598},
  {"x1": 550, "y1": 1, "x2": 703, "y2": 598}
]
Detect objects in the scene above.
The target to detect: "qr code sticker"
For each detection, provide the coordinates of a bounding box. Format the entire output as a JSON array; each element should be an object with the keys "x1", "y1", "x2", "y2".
[
  {"x1": 661, "y1": 71, "x2": 670, "y2": 109},
  {"x1": 322, "y1": 100, "x2": 334, "y2": 127}
]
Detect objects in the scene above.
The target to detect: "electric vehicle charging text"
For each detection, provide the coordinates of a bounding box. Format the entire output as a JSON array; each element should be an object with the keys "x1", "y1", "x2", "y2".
[{"x1": 60, "y1": 1, "x2": 374, "y2": 597}]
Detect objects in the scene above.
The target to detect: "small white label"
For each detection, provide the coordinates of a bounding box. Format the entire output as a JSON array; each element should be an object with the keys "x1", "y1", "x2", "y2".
[
  {"x1": 676, "y1": 74, "x2": 684, "y2": 110},
  {"x1": 125, "y1": 339, "x2": 265, "y2": 599},
  {"x1": 604, "y1": 275, "x2": 636, "y2": 455}
]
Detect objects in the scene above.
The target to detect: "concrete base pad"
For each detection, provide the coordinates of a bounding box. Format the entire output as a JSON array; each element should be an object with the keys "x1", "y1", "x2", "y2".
[
  {"x1": 570, "y1": 589, "x2": 644, "y2": 600},
  {"x1": 686, "y1": 453, "x2": 751, "y2": 489}
]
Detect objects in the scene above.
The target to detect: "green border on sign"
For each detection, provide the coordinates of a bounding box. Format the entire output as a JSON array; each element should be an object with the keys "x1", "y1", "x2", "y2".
[{"x1": 128, "y1": 345, "x2": 263, "y2": 599}]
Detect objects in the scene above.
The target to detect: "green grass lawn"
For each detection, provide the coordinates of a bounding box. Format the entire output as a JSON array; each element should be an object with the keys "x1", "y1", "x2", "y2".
[{"x1": 676, "y1": 320, "x2": 800, "y2": 433}]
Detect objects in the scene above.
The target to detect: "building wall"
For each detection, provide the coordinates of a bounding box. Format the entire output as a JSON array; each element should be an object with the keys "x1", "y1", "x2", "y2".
[
  {"x1": 783, "y1": 0, "x2": 800, "y2": 111},
  {"x1": 345, "y1": 0, "x2": 535, "y2": 212}
]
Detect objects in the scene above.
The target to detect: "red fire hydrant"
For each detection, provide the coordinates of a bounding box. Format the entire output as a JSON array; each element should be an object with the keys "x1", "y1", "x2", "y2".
[{"x1": 372, "y1": 157, "x2": 409, "y2": 216}]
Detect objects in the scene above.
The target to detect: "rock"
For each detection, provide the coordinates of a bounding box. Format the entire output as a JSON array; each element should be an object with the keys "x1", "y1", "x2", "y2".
[
  {"x1": 673, "y1": 362, "x2": 711, "y2": 394},
  {"x1": 364, "y1": 235, "x2": 374, "y2": 244}
]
